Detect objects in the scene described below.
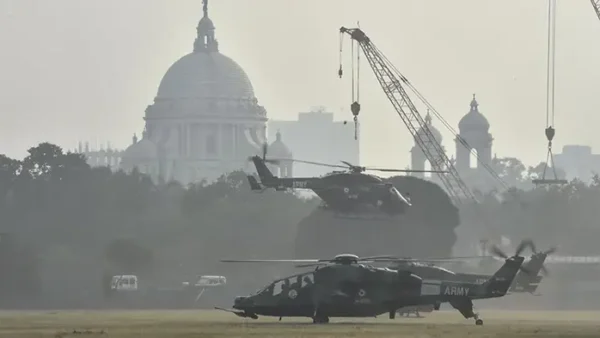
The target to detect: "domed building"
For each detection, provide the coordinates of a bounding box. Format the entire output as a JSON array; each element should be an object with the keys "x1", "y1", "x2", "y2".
[
  {"x1": 266, "y1": 130, "x2": 293, "y2": 177},
  {"x1": 410, "y1": 109, "x2": 444, "y2": 178},
  {"x1": 120, "y1": 130, "x2": 158, "y2": 177},
  {"x1": 116, "y1": 1, "x2": 278, "y2": 184},
  {"x1": 407, "y1": 94, "x2": 495, "y2": 192},
  {"x1": 455, "y1": 95, "x2": 493, "y2": 173}
]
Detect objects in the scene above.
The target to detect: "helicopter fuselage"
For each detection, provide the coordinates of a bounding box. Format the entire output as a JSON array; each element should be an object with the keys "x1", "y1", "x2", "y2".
[
  {"x1": 264, "y1": 173, "x2": 411, "y2": 215},
  {"x1": 229, "y1": 256, "x2": 524, "y2": 322}
]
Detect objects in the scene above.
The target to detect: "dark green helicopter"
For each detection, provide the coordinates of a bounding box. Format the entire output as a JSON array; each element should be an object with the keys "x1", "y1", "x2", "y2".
[
  {"x1": 217, "y1": 249, "x2": 526, "y2": 325},
  {"x1": 389, "y1": 239, "x2": 554, "y2": 295},
  {"x1": 386, "y1": 240, "x2": 554, "y2": 317},
  {"x1": 245, "y1": 144, "x2": 446, "y2": 217}
]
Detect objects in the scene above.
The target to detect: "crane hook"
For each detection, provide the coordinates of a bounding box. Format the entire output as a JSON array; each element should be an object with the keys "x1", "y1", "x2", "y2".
[
  {"x1": 351, "y1": 101, "x2": 361, "y2": 117},
  {"x1": 545, "y1": 126, "x2": 555, "y2": 142}
]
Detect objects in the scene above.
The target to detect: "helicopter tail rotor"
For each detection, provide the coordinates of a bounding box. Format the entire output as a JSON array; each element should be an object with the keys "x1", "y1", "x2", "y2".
[
  {"x1": 489, "y1": 239, "x2": 534, "y2": 275},
  {"x1": 247, "y1": 143, "x2": 280, "y2": 165},
  {"x1": 524, "y1": 240, "x2": 557, "y2": 277}
]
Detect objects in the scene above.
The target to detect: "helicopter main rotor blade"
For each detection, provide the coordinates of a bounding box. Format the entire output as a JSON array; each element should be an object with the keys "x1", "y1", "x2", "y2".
[
  {"x1": 296, "y1": 262, "x2": 328, "y2": 268},
  {"x1": 368, "y1": 168, "x2": 450, "y2": 173},
  {"x1": 221, "y1": 259, "x2": 320, "y2": 263},
  {"x1": 278, "y1": 159, "x2": 348, "y2": 170},
  {"x1": 340, "y1": 161, "x2": 357, "y2": 168},
  {"x1": 360, "y1": 255, "x2": 400, "y2": 260},
  {"x1": 372, "y1": 255, "x2": 492, "y2": 263}
]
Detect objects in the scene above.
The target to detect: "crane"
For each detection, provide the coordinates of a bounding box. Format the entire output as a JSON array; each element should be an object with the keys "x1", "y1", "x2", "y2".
[
  {"x1": 533, "y1": 0, "x2": 567, "y2": 185},
  {"x1": 338, "y1": 27, "x2": 478, "y2": 206},
  {"x1": 592, "y1": 0, "x2": 600, "y2": 22}
]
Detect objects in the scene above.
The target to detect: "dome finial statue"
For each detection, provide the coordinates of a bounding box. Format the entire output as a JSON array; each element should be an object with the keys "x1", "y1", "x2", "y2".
[
  {"x1": 194, "y1": 0, "x2": 219, "y2": 53},
  {"x1": 470, "y1": 93, "x2": 479, "y2": 111}
]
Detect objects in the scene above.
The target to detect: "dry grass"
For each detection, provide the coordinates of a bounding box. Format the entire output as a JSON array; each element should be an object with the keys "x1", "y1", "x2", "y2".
[{"x1": 1, "y1": 309, "x2": 599, "y2": 338}]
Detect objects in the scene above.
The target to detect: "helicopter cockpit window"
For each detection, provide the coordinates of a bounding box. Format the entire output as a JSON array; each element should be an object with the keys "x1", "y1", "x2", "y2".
[
  {"x1": 272, "y1": 280, "x2": 284, "y2": 296},
  {"x1": 301, "y1": 273, "x2": 314, "y2": 288},
  {"x1": 255, "y1": 285, "x2": 272, "y2": 295}
]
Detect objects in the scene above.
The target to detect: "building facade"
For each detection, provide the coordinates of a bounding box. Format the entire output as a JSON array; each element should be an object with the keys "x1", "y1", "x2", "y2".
[
  {"x1": 554, "y1": 145, "x2": 600, "y2": 183},
  {"x1": 83, "y1": 2, "x2": 275, "y2": 184},
  {"x1": 410, "y1": 95, "x2": 495, "y2": 192},
  {"x1": 268, "y1": 107, "x2": 360, "y2": 177}
]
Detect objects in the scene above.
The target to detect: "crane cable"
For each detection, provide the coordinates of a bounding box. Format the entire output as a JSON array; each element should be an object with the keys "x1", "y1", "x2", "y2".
[
  {"x1": 340, "y1": 30, "x2": 362, "y2": 140},
  {"x1": 540, "y1": 0, "x2": 561, "y2": 183}
]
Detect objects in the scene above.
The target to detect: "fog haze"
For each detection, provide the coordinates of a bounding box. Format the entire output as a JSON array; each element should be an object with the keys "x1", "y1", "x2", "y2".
[{"x1": 2, "y1": 0, "x2": 599, "y2": 169}]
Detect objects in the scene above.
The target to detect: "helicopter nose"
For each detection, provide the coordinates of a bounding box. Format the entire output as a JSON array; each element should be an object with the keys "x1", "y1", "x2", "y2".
[{"x1": 234, "y1": 296, "x2": 253, "y2": 308}]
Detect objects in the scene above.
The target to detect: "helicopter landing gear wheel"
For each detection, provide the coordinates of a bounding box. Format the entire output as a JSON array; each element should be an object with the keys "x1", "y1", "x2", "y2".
[{"x1": 474, "y1": 312, "x2": 483, "y2": 326}]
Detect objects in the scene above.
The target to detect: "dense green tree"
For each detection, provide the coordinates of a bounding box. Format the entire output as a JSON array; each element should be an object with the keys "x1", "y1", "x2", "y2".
[{"x1": 491, "y1": 157, "x2": 528, "y2": 188}]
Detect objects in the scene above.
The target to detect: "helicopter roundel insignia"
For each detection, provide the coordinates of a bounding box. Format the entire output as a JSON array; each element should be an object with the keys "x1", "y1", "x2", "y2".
[
  {"x1": 358, "y1": 289, "x2": 366, "y2": 297},
  {"x1": 343, "y1": 187, "x2": 350, "y2": 194},
  {"x1": 288, "y1": 289, "x2": 298, "y2": 299}
]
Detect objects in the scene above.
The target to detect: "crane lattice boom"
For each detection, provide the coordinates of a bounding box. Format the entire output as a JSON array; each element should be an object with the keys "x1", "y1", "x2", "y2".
[
  {"x1": 592, "y1": 0, "x2": 600, "y2": 21},
  {"x1": 339, "y1": 27, "x2": 475, "y2": 205}
]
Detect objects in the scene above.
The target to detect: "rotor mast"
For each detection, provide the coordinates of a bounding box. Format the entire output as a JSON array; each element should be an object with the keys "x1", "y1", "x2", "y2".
[{"x1": 338, "y1": 27, "x2": 475, "y2": 205}]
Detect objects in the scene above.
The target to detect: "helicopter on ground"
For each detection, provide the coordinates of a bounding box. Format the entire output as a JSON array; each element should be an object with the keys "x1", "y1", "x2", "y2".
[
  {"x1": 388, "y1": 240, "x2": 553, "y2": 317},
  {"x1": 246, "y1": 145, "x2": 447, "y2": 217},
  {"x1": 217, "y1": 246, "x2": 527, "y2": 325},
  {"x1": 388, "y1": 239, "x2": 553, "y2": 295}
]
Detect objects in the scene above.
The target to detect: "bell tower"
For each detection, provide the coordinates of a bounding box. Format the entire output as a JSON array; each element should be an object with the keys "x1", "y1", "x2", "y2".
[{"x1": 455, "y1": 95, "x2": 493, "y2": 173}]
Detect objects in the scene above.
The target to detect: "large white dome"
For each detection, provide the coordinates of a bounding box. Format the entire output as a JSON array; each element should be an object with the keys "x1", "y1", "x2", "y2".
[{"x1": 156, "y1": 52, "x2": 255, "y2": 101}]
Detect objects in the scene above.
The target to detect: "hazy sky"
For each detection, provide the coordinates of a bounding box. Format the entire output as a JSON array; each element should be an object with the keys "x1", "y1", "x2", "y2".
[{"x1": 2, "y1": 0, "x2": 600, "y2": 169}]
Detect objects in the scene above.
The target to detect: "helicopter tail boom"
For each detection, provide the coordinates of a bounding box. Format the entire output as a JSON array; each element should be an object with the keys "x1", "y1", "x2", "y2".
[
  {"x1": 251, "y1": 156, "x2": 278, "y2": 184},
  {"x1": 479, "y1": 256, "x2": 525, "y2": 299},
  {"x1": 247, "y1": 175, "x2": 263, "y2": 191},
  {"x1": 510, "y1": 252, "x2": 548, "y2": 293}
]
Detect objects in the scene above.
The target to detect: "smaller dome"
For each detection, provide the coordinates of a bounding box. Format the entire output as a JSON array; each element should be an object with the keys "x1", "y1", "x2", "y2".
[
  {"x1": 459, "y1": 95, "x2": 489, "y2": 132},
  {"x1": 268, "y1": 130, "x2": 292, "y2": 158},
  {"x1": 415, "y1": 110, "x2": 442, "y2": 144},
  {"x1": 197, "y1": 16, "x2": 215, "y2": 31},
  {"x1": 122, "y1": 132, "x2": 157, "y2": 161}
]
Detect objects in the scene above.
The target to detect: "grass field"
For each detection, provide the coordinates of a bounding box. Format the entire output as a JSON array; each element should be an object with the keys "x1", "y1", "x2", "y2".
[{"x1": 2, "y1": 309, "x2": 600, "y2": 338}]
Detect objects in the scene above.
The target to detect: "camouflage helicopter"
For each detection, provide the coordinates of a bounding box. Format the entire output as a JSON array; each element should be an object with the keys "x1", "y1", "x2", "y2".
[
  {"x1": 389, "y1": 239, "x2": 553, "y2": 295},
  {"x1": 246, "y1": 145, "x2": 447, "y2": 217},
  {"x1": 217, "y1": 250, "x2": 527, "y2": 325},
  {"x1": 388, "y1": 240, "x2": 554, "y2": 317}
]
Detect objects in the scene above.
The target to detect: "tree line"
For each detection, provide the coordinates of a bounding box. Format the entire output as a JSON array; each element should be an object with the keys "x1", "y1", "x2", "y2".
[{"x1": 0, "y1": 143, "x2": 598, "y2": 307}]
